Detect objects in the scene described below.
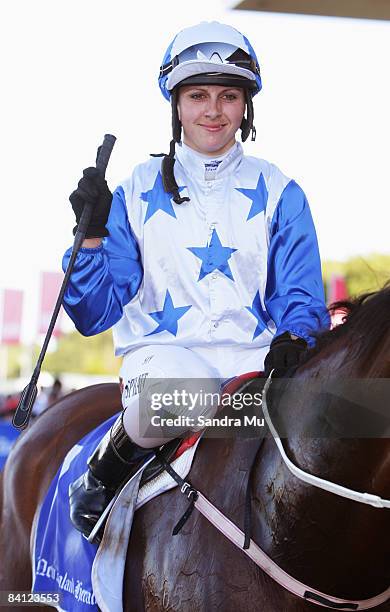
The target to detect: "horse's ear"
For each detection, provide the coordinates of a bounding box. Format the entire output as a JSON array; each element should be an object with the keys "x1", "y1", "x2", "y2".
[{"x1": 328, "y1": 300, "x2": 353, "y2": 317}]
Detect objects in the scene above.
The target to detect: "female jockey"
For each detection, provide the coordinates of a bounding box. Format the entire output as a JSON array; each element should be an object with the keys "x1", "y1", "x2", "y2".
[{"x1": 63, "y1": 21, "x2": 329, "y2": 540}]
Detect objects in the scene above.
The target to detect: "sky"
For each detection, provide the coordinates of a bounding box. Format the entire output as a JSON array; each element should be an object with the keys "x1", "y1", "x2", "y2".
[{"x1": 1, "y1": 0, "x2": 390, "y2": 343}]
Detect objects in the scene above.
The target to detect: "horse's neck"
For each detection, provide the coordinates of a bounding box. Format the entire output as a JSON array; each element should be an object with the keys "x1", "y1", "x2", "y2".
[{"x1": 253, "y1": 354, "x2": 390, "y2": 600}]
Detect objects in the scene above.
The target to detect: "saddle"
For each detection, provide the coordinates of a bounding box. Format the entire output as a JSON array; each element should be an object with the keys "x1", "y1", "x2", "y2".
[{"x1": 129, "y1": 371, "x2": 262, "y2": 489}]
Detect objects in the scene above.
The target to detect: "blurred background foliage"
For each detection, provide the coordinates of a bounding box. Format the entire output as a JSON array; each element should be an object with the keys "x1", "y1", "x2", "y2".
[
  {"x1": 323, "y1": 254, "x2": 390, "y2": 299},
  {"x1": 6, "y1": 329, "x2": 119, "y2": 379},
  {"x1": 36, "y1": 329, "x2": 120, "y2": 376}
]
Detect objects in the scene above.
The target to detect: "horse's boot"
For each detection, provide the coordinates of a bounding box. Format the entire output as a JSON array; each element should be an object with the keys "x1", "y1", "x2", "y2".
[{"x1": 69, "y1": 412, "x2": 155, "y2": 542}]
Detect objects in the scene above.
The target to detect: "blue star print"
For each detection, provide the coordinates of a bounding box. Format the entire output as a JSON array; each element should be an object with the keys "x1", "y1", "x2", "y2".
[
  {"x1": 146, "y1": 290, "x2": 191, "y2": 336},
  {"x1": 140, "y1": 172, "x2": 187, "y2": 223},
  {"x1": 235, "y1": 172, "x2": 268, "y2": 221},
  {"x1": 246, "y1": 290, "x2": 272, "y2": 340},
  {"x1": 188, "y1": 229, "x2": 237, "y2": 281}
]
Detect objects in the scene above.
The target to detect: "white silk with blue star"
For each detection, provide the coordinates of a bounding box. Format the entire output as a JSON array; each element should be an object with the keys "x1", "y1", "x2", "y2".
[{"x1": 63, "y1": 142, "x2": 329, "y2": 377}]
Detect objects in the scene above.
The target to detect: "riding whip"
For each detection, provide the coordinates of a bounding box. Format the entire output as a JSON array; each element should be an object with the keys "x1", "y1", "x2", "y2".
[{"x1": 12, "y1": 134, "x2": 116, "y2": 430}]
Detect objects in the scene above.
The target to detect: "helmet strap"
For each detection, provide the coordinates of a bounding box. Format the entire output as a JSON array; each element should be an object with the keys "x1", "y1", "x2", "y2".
[
  {"x1": 161, "y1": 139, "x2": 190, "y2": 205},
  {"x1": 160, "y1": 90, "x2": 190, "y2": 205},
  {"x1": 171, "y1": 89, "x2": 182, "y2": 143},
  {"x1": 240, "y1": 89, "x2": 256, "y2": 142}
]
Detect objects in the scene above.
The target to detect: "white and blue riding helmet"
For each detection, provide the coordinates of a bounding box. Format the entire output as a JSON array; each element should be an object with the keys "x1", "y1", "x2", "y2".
[
  {"x1": 159, "y1": 21, "x2": 262, "y2": 143},
  {"x1": 157, "y1": 22, "x2": 262, "y2": 205}
]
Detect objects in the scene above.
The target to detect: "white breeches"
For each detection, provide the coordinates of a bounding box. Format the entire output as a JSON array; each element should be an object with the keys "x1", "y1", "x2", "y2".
[{"x1": 120, "y1": 345, "x2": 222, "y2": 448}]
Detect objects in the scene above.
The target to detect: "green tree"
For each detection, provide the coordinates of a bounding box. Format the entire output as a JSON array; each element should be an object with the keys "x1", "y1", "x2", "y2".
[
  {"x1": 37, "y1": 329, "x2": 120, "y2": 376},
  {"x1": 4, "y1": 345, "x2": 23, "y2": 378},
  {"x1": 322, "y1": 254, "x2": 390, "y2": 299}
]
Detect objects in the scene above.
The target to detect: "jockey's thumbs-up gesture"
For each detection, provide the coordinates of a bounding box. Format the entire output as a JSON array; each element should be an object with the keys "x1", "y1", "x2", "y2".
[{"x1": 69, "y1": 167, "x2": 112, "y2": 239}]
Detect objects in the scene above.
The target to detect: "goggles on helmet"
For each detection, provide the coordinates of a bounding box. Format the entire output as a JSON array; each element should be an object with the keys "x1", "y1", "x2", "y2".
[
  {"x1": 160, "y1": 44, "x2": 260, "y2": 94},
  {"x1": 159, "y1": 22, "x2": 262, "y2": 100}
]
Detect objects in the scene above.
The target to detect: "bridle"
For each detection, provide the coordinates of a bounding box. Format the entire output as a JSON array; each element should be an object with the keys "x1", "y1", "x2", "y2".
[
  {"x1": 261, "y1": 372, "x2": 390, "y2": 509},
  {"x1": 162, "y1": 372, "x2": 390, "y2": 610}
]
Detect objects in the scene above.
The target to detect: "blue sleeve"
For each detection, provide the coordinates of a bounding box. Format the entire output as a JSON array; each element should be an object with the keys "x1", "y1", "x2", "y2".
[
  {"x1": 62, "y1": 186, "x2": 143, "y2": 336},
  {"x1": 265, "y1": 180, "x2": 330, "y2": 346}
]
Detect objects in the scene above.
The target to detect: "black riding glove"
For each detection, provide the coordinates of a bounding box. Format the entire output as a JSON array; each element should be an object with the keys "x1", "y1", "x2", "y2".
[
  {"x1": 69, "y1": 167, "x2": 112, "y2": 238},
  {"x1": 264, "y1": 332, "x2": 307, "y2": 378}
]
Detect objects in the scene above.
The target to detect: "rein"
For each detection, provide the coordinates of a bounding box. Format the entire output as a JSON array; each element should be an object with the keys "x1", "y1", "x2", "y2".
[{"x1": 157, "y1": 373, "x2": 390, "y2": 610}]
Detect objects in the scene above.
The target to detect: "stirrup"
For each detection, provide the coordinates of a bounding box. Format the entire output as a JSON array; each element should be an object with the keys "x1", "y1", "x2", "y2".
[
  {"x1": 87, "y1": 453, "x2": 157, "y2": 544},
  {"x1": 87, "y1": 438, "x2": 184, "y2": 544}
]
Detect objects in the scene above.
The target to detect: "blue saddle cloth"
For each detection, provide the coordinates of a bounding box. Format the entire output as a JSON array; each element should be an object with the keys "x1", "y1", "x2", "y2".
[{"x1": 32, "y1": 413, "x2": 120, "y2": 611}]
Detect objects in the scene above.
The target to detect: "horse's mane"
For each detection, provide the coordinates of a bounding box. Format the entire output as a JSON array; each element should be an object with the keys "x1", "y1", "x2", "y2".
[{"x1": 306, "y1": 282, "x2": 390, "y2": 365}]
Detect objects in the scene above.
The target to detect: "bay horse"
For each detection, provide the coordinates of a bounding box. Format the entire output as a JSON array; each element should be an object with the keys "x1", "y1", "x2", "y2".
[{"x1": 0, "y1": 286, "x2": 389, "y2": 611}]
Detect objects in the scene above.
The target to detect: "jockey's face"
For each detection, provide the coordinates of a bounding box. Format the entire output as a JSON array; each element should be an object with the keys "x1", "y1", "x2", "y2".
[{"x1": 177, "y1": 84, "x2": 245, "y2": 157}]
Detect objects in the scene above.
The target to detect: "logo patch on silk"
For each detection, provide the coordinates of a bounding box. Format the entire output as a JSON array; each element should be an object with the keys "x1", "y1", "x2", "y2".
[
  {"x1": 146, "y1": 290, "x2": 192, "y2": 336},
  {"x1": 235, "y1": 172, "x2": 268, "y2": 221},
  {"x1": 204, "y1": 159, "x2": 223, "y2": 180},
  {"x1": 140, "y1": 172, "x2": 187, "y2": 223},
  {"x1": 187, "y1": 229, "x2": 237, "y2": 281}
]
